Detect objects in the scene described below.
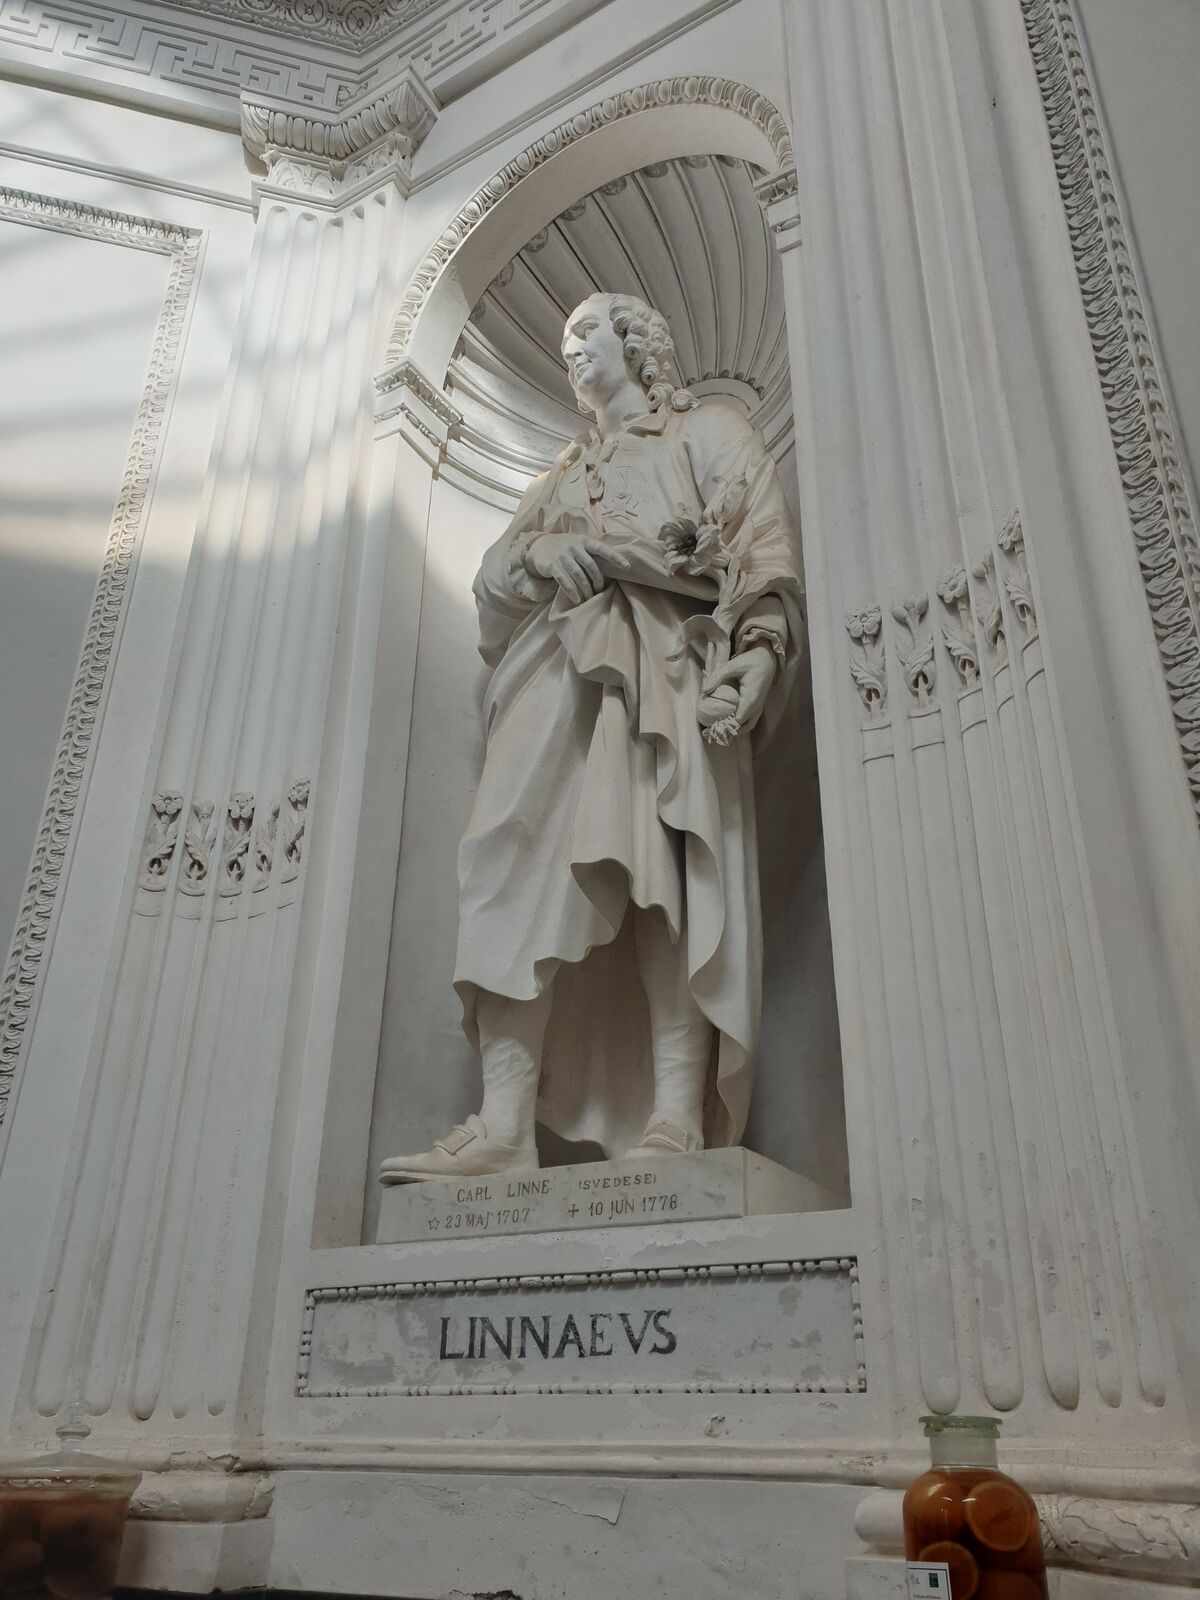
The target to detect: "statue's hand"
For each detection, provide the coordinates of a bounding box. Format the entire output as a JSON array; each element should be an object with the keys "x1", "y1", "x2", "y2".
[
  {"x1": 527, "y1": 531, "x2": 630, "y2": 605},
  {"x1": 704, "y1": 642, "x2": 778, "y2": 732}
]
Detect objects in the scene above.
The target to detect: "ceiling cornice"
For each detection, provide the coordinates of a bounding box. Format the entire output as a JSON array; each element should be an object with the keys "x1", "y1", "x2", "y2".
[{"x1": 154, "y1": 0, "x2": 441, "y2": 51}]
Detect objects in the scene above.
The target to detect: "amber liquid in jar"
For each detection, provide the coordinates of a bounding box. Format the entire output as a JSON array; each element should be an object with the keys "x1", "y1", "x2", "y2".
[
  {"x1": 903, "y1": 1416, "x2": 1047, "y2": 1600},
  {"x1": 0, "y1": 1488, "x2": 130, "y2": 1600}
]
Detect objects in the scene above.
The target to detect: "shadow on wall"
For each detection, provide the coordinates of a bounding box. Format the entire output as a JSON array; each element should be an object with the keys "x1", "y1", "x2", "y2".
[
  {"x1": 0, "y1": 195, "x2": 245, "y2": 989},
  {"x1": 745, "y1": 651, "x2": 847, "y2": 1197},
  {"x1": 0, "y1": 218, "x2": 172, "y2": 962}
]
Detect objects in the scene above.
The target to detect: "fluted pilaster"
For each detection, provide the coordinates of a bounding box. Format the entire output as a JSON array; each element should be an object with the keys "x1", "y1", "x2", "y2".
[
  {"x1": 24, "y1": 178, "x2": 405, "y2": 1437},
  {"x1": 780, "y1": 0, "x2": 1175, "y2": 1443}
]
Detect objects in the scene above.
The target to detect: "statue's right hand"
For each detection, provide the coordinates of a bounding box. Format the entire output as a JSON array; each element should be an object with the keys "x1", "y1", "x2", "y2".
[{"x1": 526, "y1": 532, "x2": 630, "y2": 605}]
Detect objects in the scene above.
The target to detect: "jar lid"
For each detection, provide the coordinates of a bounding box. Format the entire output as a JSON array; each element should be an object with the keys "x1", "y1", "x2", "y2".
[
  {"x1": 920, "y1": 1414, "x2": 1001, "y2": 1437},
  {"x1": 0, "y1": 1416, "x2": 142, "y2": 1495}
]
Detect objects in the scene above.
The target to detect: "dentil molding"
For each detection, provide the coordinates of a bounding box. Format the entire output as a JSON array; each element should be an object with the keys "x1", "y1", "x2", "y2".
[
  {"x1": 375, "y1": 357, "x2": 463, "y2": 468},
  {"x1": 0, "y1": 186, "x2": 202, "y2": 1127}
]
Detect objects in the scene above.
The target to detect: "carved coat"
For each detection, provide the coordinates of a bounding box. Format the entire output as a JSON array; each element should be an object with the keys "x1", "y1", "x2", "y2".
[{"x1": 454, "y1": 396, "x2": 804, "y2": 1156}]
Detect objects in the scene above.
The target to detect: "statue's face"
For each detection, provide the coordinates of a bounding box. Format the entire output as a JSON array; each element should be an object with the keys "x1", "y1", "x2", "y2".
[{"x1": 561, "y1": 298, "x2": 630, "y2": 409}]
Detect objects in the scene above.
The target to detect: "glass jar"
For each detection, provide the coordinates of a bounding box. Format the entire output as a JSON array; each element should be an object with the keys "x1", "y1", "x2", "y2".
[
  {"x1": 903, "y1": 1415, "x2": 1047, "y2": 1600},
  {"x1": 0, "y1": 1420, "x2": 141, "y2": 1599}
]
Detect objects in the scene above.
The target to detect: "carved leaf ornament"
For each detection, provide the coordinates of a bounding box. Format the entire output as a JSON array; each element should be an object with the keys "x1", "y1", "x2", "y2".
[
  {"x1": 891, "y1": 595, "x2": 936, "y2": 710},
  {"x1": 1021, "y1": 0, "x2": 1200, "y2": 817},
  {"x1": 846, "y1": 606, "x2": 887, "y2": 718}
]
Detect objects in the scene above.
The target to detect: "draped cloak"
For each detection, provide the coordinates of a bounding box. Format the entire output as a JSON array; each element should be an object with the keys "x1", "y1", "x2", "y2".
[{"x1": 454, "y1": 398, "x2": 805, "y2": 1157}]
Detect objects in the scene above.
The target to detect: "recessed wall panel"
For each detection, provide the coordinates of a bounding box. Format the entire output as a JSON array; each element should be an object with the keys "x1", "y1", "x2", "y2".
[{"x1": 0, "y1": 218, "x2": 168, "y2": 955}]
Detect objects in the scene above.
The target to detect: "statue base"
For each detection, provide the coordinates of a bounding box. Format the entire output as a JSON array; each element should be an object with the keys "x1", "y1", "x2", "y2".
[{"x1": 375, "y1": 1146, "x2": 845, "y2": 1244}]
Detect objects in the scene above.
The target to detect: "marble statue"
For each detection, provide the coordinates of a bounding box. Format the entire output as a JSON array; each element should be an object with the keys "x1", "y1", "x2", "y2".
[{"x1": 380, "y1": 292, "x2": 805, "y2": 1182}]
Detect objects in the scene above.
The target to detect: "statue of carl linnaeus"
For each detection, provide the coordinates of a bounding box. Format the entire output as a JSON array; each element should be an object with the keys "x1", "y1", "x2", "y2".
[{"x1": 381, "y1": 292, "x2": 804, "y2": 1183}]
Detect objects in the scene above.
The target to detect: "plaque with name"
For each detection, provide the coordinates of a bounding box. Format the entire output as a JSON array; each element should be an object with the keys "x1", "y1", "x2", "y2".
[
  {"x1": 375, "y1": 1148, "x2": 844, "y2": 1245},
  {"x1": 298, "y1": 1257, "x2": 863, "y2": 1398}
]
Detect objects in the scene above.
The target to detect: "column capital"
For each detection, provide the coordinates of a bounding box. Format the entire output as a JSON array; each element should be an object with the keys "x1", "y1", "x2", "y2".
[
  {"x1": 375, "y1": 358, "x2": 463, "y2": 466},
  {"x1": 754, "y1": 165, "x2": 801, "y2": 253},
  {"x1": 241, "y1": 68, "x2": 438, "y2": 209}
]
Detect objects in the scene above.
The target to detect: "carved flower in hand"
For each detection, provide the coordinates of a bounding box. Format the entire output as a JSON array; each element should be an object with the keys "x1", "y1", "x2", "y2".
[
  {"x1": 703, "y1": 714, "x2": 741, "y2": 748},
  {"x1": 937, "y1": 565, "x2": 968, "y2": 605},
  {"x1": 659, "y1": 513, "x2": 730, "y2": 579},
  {"x1": 659, "y1": 516, "x2": 700, "y2": 573}
]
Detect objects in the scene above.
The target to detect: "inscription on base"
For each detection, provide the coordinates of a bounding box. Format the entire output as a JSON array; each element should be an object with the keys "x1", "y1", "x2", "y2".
[
  {"x1": 298, "y1": 1258, "x2": 863, "y2": 1398},
  {"x1": 376, "y1": 1148, "x2": 842, "y2": 1244}
]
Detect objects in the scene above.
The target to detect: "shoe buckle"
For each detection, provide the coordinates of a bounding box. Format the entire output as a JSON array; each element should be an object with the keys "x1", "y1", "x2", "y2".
[{"x1": 436, "y1": 1125, "x2": 476, "y2": 1155}]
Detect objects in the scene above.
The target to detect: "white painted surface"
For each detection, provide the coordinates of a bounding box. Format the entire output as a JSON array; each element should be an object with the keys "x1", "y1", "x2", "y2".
[
  {"x1": 0, "y1": 220, "x2": 165, "y2": 954},
  {"x1": 0, "y1": 3, "x2": 1197, "y2": 1597},
  {"x1": 270, "y1": 1472, "x2": 862, "y2": 1600},
  {"x1": 1075, "y1": 0, "x2": 1200, "y2": 488},
  {"x1": 0, "y1": 76, "x2": 255, "y2": 1426},
  {"x1": 365, "y1": 474, "x2": 500, "y2": 1239}
]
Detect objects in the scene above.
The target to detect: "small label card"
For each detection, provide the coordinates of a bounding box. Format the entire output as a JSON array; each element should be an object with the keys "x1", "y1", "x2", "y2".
[
  {"x1": 906, "y1": 1563, "x2": 953, "y2": 1597},
  {"x1": 299, "y1": 1257, "x2": 863, "y2": 1398}
]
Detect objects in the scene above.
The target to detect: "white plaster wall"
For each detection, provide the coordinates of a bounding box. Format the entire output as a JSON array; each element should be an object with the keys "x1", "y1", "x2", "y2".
[
  {"x1": 0, "y1": 73, "x2": 254, "y2": 1415},
  {"x1": 269, "y1": 1470, "x2": 863, "y2": 1600},
  {"x1": 1075, "y1": 0, "x2": 1200, "y2": 490},
  {"x1": 0, "y1": 219, "x2": 166, "y2": 953},
  {"x1": 365, "y1": 476, "x2": 500, "y2": 1240},
  {"x1": 3, "y1": 3, "x2": 1197, "y2": 1593},
  {"x1": 0, "y1": 76, "x2": 253, "y2": 959}
]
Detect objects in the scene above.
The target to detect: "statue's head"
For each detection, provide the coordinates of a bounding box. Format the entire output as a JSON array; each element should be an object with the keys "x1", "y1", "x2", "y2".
[{"x1": 561, "y1": 292, "x2": 680, "y2": 416}]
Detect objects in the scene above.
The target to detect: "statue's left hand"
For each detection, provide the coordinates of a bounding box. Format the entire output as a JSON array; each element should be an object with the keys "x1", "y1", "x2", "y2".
[{"x1": 703, "y1": 642, "x2": 778, "y2": 732}]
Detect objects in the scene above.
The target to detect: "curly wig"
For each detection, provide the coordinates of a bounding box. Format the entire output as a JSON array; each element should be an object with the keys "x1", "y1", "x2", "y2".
[{"x1": 568, "y1": 293, "x2": 696, "y2": 416}]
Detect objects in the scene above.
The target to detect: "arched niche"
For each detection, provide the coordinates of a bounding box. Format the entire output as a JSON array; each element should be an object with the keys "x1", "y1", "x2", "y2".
[
  {"x1": 378, "y1": 77, "x2": 796, "y2": 391},
  {"x1": 319, "y1": 78, "x2": 847, "y2": 1247}
]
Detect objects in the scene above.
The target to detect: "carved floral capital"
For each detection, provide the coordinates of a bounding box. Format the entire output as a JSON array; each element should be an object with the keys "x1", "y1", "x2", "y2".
[{"x1": 241, "y1": 70, "x2": 437, "y2": 201}]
